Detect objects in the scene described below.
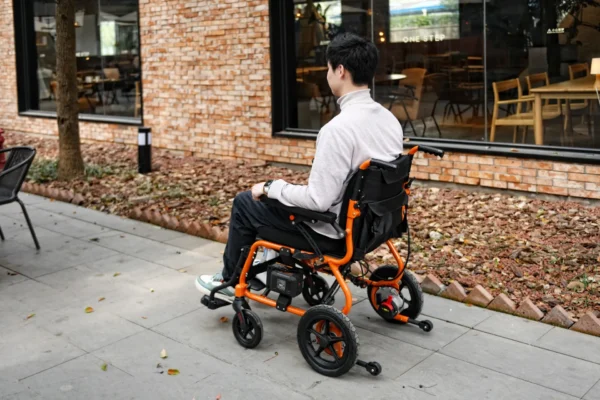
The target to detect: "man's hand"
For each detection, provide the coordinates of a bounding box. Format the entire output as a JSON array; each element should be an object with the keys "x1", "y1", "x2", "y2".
[{"x1": 251, "y1": 182, "x2": 266, "y2": 201}]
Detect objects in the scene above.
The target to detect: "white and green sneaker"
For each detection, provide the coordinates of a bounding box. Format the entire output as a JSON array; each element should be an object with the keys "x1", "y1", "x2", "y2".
[{"x1": 195, "y1": 273, "x2": 235, "y2": 303}]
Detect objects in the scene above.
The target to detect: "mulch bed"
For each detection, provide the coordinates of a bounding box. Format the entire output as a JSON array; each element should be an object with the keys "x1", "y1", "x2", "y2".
[{"x1": 8, "y1": 132, "x2": 600, "y2": 319}]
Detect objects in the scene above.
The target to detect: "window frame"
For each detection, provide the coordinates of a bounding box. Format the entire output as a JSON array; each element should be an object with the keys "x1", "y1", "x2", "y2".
[
  {"x1": 268, "y1": 0, "x2": 600, "y2": 165},
  {"x1": 13, "y1": 0, "x2": 144, "y2": 126}
]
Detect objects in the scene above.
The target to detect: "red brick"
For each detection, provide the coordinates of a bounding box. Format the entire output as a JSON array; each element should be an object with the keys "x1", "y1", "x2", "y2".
[
  {"x1": 441, "y1": 281, "x2": 467, "y2": 302},
  {"x1": 569, "y1": 188, "x2": 594, "y2": 198},
  {"x1": 465, "y1": 285, "x2": 494, "y2": 307},
  {"x1": 454, "y1": 161, "x2": 476, "y2": 170},
  {"x1": 542, "y1": 305, "x2": 575, "y2": 328},
  {"x1": 467, "y1": 156, "x2": 494, "y2": 165},
  {"x1": 508, "y1": 182, "x2": 536, "y2": 192},
  {"x1": 538, "y1": 170, "x2": 568, "y2": 179},
  {"x1": 420, "y1": 166, "x2": 443, "y2": 174},
  {"x1": 496, "y1": 173, "x2": 521, "y2": 183},
  {"x1": 586, "y1": 182, "x2": 600, "y2": 191},
  {"x1": 568, "y1": 173, "x2": 600, "y2": 183},
  {"x1": 446, "y1": 154, "x2": 467, "y2": 162},
  {"x1": 421, "y1": 274, "x2": 445, "y2": 295},
  {"x1": 430, "y1": 160, "x2": 454, "y2": 168},
  {"x1": 481, "y1": 164, "x2": 507, "y2": 173},
  {"x1": 515, "y1": 298, "x2": 544, "y2": 320},
  {"x1": 495, "y1": 158, "x2": 523, "y2": 167},
  {"x1": 507, "y1": 167, "x2": 537, "y2": 177},
  {"x1": 523, "y1": 160, "x2": 553, "y2": 170},
  {"x1": 571, "y1": 311, "x2": 600, "y2": 337},
  {"x1": 538, "y1": 185, "x2": 568, "y2": 196},
  {"x1": 535, "y1": 177, "x2": 554, "y2": 186},
  {"x1": 414, "y1": 158, "x2": 429, "y2": 166},
  {"x1": 480, "y1": 179, "x2": 495, "y2": 187},
  {"x1": 467, "y1": 170, "x2": 494, "y2": 180},
  {"x1": 586, "y1": 165, "x2": 600, "y2": 175},
  {"x1": 487, "y1": 293, "x2": 516, "y2": 314},
  {"x1": 413, "y1": 171, "x2": 429, "y2": 180},
  {"x1": 553, "y1": 163, "x2": 585, "y2": 173},
  {"x1": 491, "y1": 180, "x2": 508, "y2": 189},
  {"x1": 455, "y1": 176, "x2": 480, "y2": 185},
  {"x1": 553, "y1": 179, "x2": 585, "y2": 189}
]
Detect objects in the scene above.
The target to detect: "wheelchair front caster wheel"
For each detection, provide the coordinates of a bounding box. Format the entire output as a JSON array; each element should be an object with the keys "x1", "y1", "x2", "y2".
[
  {"x1": 419, "y1": 320, "x2": 433, "y2": 332},
  {"x1": 232, "y1": 309, "x2": 263, "y2": 349},
  {"x1": 367, "y1": 362, "x2": 382, "y2": 376}
]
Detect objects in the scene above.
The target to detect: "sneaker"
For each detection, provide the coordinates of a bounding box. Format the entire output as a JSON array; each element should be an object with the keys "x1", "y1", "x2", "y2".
[{"x1": 195, "y1": 273, "x2": 235, "y2": 303}]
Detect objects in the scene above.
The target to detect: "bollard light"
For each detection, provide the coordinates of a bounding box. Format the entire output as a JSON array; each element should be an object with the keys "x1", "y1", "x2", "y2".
[{"x1": 138, "y1": 127, "x2": 152, "y2": 174}]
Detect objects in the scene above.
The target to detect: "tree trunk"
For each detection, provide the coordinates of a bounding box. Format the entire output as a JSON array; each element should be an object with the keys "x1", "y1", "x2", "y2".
[{"x1": 56, "y1": 0, "x2": 84, "y2": 181}]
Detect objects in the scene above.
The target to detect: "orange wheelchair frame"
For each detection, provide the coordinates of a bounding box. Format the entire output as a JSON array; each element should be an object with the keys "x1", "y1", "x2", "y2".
[{"x1": 201, "y1": 145, "x2": 444, "y2": 377}]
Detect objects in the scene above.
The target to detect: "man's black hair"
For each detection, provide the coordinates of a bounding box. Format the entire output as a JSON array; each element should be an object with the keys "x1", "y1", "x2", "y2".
[{"x1": 326, "y1": 33, "x2": 379, "y2": 86}]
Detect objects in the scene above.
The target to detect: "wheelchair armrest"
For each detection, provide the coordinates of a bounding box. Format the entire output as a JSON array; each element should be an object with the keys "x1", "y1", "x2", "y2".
[{"x1": 260, "y1": 197, "x2": 337, "y2": 224}]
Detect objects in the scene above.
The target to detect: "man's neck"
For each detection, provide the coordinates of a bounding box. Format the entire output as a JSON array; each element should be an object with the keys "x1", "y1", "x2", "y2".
[{"x1": 337, "y1": 85, "x2": 370, "y2": 98}]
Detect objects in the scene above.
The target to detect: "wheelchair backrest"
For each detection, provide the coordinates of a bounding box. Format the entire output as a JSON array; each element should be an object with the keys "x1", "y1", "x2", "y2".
[{"x1": 339, "y1": 153, "x2": 413, "y2": 260}]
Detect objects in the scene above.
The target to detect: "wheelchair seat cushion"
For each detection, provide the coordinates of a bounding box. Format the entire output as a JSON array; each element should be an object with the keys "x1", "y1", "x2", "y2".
[{"x1": 257, "y1": 225, "x2": 346, "y2": 256}]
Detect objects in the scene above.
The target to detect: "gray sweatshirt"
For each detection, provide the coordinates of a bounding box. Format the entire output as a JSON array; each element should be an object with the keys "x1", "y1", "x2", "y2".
[{"x1": 267, "y1": 88, "x2": 405, "y2": 239}]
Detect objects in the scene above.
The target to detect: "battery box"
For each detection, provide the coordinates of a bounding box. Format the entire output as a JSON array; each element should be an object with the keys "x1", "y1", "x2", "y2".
[{"x1": 267, "y1": 266, "x2": 303, "y2": 298}]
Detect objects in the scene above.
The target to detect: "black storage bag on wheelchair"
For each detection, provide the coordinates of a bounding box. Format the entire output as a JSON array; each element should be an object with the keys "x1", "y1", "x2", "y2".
[{"x1": 340, "y1": 154, "x2": 413, "y2": 260}]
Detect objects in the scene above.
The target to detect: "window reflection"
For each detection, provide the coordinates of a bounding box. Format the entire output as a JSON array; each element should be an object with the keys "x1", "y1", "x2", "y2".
[
  {"x1": 287, "y1": 0, "x2": 600, "y2": 150},
  {"x1": 34, "y1": 0, "x2": 141, "y2": 119}
]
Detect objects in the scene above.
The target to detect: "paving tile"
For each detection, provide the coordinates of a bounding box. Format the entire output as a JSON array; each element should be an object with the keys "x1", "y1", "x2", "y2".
[
  {"x1": 18, "y1": 354, "x2": 135, "y2": 400},
  {"x1": 475, "y1": 312, "x2": 553, "y2": 344},
  {"x1": 91, "y1": 330, "x2": 230, "y2": 388},
  {"x1": 34, "y1": 306, "x2": 146, "y2": 353},
  {"x1": 0, "y1": 236, "x2": 120, "y2": 278},
  {"x1": 11, "y1": 207, "x2": 69, "y2": 227},
  {"x1": 583, "y1": 378, "x2": 600, "y2": 400},
  {"x1": 0, "y1": 279, "x2": 72, "y2": 315},
  {"x1": 41, "y1": 218, "x2": 112, "y2": 239},
  {"x1": 421, "y1": 293, "x2": 494, "y2": 328},
  {"x1": 163, "y1": 233, "x2": 214, "y2": 250},
  {"x1": 0, "y1": 324, "x2": 85, "y2": 381},
  {"x1": 350, "y1": 298, "x2": 469, "y2": 351},
  {"x1": 0, "y1": 265, "x2": 28, "y2": 288},
  {"x1": 441, "y1": 329, "x2": 600, "y2": 397},
  {"x1": 536, "y1": 326, "x2": 600, "y2": 365},
  {"x1": 133, "y1": 243, "x2": 214, "y2": 269},
  {"x1": 101, "y1": 270, "x2": 201, "y2": 328},
  {"x1": 396, "y1": 352, "x2": 579, "y2": 400}
]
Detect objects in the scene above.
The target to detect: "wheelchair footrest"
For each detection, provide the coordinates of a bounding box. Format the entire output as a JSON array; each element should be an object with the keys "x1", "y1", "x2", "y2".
[{"x1": 201, "y1": 295, "x2": 231, "y2": 310}]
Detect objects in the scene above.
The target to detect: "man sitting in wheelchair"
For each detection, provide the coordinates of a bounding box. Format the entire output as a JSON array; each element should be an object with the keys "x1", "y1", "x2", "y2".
[
  {"x1": 195, "y1": 32, "x2": 443, "y2": 378},
  {"x1": 196, "y1": 32, "x2": 404, "y2": 301}
]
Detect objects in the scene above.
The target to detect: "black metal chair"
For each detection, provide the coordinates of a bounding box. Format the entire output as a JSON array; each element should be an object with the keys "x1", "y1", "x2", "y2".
[{"x1": 0, "y1": 146, "x2": 40, "y2": 250}]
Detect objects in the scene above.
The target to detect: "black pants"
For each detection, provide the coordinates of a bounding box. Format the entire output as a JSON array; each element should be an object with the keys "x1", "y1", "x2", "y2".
[{"x1": 221, "y1": 191, "x2": 317, "y2": 280}]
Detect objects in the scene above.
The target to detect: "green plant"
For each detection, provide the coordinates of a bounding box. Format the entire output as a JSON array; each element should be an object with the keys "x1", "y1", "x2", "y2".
[
  {"x1": 27, "y1": 159, "x2": 58, "y2": 183},
  {"x1": 27, "y1": 159, "x2": 114, "y2": 184}
]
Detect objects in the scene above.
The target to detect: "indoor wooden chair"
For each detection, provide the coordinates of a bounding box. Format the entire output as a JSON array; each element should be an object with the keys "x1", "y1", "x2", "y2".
[{"x1": 490, "y1": 78, "x2": 564, "y2": 143}]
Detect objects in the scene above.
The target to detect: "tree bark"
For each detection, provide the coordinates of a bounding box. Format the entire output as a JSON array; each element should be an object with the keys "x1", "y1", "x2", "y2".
[{"x1": 56, "y1": 0, "x2": 84, "y2": 181}]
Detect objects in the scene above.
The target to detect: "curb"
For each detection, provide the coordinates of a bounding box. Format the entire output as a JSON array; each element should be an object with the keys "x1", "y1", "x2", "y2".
[{"x1": 21, "y1": 182, "x2": 600, "y2": 338}]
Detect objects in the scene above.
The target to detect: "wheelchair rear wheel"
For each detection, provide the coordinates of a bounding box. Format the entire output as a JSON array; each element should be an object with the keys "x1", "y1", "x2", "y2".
[
  {"x1": 297, "y1": 305, "x2": 359, "y2": 377},
  {"x1": 367, "y1": 267, "x2": 423, "y2": 323}
]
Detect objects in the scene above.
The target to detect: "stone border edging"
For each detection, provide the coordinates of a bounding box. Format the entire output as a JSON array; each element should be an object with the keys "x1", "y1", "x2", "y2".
[
  {"x1": 21, "y1": 182, "x2": 600, "y2": 338},
  {"x1": 414, "y1": 273, "x2": 600, "y2": 337}
]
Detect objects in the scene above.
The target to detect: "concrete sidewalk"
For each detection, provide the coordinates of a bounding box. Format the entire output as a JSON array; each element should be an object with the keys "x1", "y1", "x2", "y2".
[{"x1": 1, "y1": 194, "x2": 600, "y2": 399}]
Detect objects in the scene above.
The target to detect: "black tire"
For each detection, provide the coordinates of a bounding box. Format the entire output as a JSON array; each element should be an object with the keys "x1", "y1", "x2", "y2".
[
  {"x1": 297, "y1": 305, "x2": 359, "y2": 377},
  {"x1": 367, "y1": 266, "x2": 423, "y2": 324},
  {"x1": 232, "y1": 309, "x2": 263, "y2": 349},
  {"x1": 367, "y1": 361, "x2": 382, "y2": 376},
  {"x1": 302, "y1": 274, "x2": 334, "y2": 306}
]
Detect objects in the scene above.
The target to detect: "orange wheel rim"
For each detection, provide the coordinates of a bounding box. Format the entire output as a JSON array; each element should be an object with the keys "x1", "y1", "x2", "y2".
[{"x1": 314, "y1": 320, "x2": 344, "y2": 358}]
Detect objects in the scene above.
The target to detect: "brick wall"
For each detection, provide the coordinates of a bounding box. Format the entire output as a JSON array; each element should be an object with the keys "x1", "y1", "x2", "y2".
[{"x1": 0, "y1": 0, "x2": 599, "y2": 200}]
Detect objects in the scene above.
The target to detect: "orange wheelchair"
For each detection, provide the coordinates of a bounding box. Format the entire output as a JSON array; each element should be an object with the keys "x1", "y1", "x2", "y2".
[{"x1": 201, "y1": 145, "x2": 444, "y2": 377}]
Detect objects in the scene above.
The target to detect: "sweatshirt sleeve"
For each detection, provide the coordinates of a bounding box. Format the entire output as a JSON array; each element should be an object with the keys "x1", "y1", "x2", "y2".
[{"x1": 267, "y1": 125, "x2": 352, "y2": 212}]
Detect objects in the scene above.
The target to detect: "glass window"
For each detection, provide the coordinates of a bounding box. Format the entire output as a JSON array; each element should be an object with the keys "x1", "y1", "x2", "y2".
[
  {"x1": 277, "y1": 0, "x2": 600, "y2": 151},
  {"x1": 27, "y1": 0, "x2": 141, "y2": 120}
]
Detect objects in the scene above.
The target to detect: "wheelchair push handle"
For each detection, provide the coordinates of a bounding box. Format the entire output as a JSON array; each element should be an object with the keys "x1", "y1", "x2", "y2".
[
  {"x1": 370, "y1": 159, "x2": 397, "y2": 170},
  {"x1": 409, "y1": 145, "x2": 444, "y2": 158}
]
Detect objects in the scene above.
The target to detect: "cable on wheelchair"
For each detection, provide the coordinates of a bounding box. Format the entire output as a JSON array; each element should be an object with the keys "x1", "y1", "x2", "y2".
[{"x1": 294, "y1": 222, "x2": 324, "y2": 261}]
